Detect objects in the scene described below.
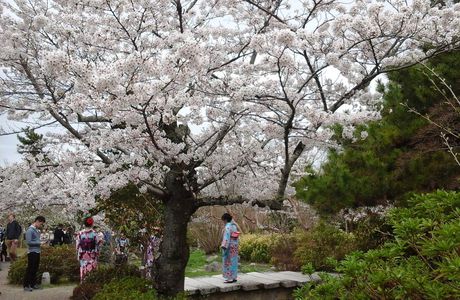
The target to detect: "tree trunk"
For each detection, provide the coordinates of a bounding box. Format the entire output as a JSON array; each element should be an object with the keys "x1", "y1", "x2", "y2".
[{"x1": 154, "y1": 174, "x2": 196, "y2": 296}]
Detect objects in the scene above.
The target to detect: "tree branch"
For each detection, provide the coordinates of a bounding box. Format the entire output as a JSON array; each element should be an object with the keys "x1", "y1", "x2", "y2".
[{"x1": 195, "y1": 195, "x2": 283, "y2": 210}]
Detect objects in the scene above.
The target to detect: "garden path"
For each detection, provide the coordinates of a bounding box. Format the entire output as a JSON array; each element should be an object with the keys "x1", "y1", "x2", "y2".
[
  {"x1": 0, "y1": 261, "x2": 75, "y2": 300},
  {"x1": 184, "y1": 271, "x2": 322, "y2": 299}
]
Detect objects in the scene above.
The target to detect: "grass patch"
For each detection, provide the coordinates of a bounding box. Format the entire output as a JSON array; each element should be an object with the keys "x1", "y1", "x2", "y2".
[
  {"x1": 185, "y1": 249, "x2": 274, "y2": 277},
  {"x1": 187, "y1": 249, "x2": 209, "y2": 269}
]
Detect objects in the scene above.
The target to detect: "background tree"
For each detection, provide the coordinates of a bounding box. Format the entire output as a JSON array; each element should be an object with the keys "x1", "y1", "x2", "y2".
[
  {"x1": 295, "y1": 51, "x2": 460, "y2": 215},
  {"x1": 92, "y1": 183, "x2": 164, "y2": 251},
  {"x1": 1, "y1": 0, "x2": 459, "y2": 295},
  {"x1": 17, "y1": 127, "x2": 45, "y2": 156}
]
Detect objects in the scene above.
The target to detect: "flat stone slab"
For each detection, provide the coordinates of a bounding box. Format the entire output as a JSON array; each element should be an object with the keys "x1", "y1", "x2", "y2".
[
  {"x1": 262, "y1": 271, "x2": 310, "y2": 286},
  {"x1": 282, "y1": 271, "x2": 322, "y2": 282},
  {"x1": 246, "y1": 272, "x2": 298, "y2": 288},
  {"x1": 192, "y1": 276, "x2": 241, "y2": 293},
  {"x1": 185, "y1": 277, "x2": 219, "y2": 295},
  {"x1": 212, "y1": 274, "x2": 263, "y2": 291},
  {"x1": 237, "y1": 273, "x2": 280, "y2": 289}
]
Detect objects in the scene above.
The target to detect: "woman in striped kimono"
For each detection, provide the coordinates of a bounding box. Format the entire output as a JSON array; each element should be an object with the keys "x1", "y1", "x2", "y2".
[{"x1": 220, "y1": 213, "x2": 239, "y2": 283}]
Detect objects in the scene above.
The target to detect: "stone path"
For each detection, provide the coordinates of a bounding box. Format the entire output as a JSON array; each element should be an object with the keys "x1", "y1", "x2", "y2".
[
  {"x1": 0, "y1": 261, "x2": 75, "y2": 300},
  {"x1": 185, "y1": 271, "x2": 321, "y2": 297}
]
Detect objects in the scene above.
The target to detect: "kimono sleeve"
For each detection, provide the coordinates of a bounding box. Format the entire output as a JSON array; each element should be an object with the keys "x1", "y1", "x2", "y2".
[{"x1": 221, "y1": 223, "x2": 231, "y2": 249}]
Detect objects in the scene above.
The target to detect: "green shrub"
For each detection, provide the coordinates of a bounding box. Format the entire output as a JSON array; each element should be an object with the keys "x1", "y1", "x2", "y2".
[
  {"x1": 351, "y1": 213, "x2": 392, "y2": 251},
  {"x1": 71, "y1": 264, "x2": 141, "y2": 300},
  {"x1": 294, "y1": 222, "x2": 357, "y2": 271},
  {"x1": 240, "y1": 227, "x2": 357, "y2": 271},
  {"x1": 84, "y1": 264, "x2": 140, "y2": 284},
  {"x1": 239, "y1": 234, "x2": 283, "y2": 263},
  {"x1": 97, "y1": 244, "x2": 112, "y2": 264},
  {"x1": 269, "y1": 233, "x2": 301, "y2": 270},
  {"x1": 8, "y1": 245, "x2": 80, "y2": 284},
  {"x1": 72, "y1": 282, "x2": 101, "y2": 300},
  {"x1": 93, "y1": 276, "x2": 157, "y2": 300},
  {"x1": 296, "y1": 190, "x2": 460, "y2": 299}
]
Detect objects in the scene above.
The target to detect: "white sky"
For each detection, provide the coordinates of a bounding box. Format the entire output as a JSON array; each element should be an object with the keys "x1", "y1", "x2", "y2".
[{"x1": 0, "y1": 116, "x2": 23, "y2": 166}]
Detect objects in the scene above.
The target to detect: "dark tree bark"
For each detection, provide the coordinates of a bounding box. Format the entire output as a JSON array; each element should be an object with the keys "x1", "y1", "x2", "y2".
[{"x1": 154, "y1": 171, "x2": 197, "y2": 296}]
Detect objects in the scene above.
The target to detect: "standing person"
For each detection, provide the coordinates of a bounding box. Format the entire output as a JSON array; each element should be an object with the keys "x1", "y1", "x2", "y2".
[
  {"x1": 220, "y1": 213, "x2": 239, "y2": 283},
  {"x1": 40, "y1": 227, "x2": 50, "y2": 245},
  {"x1": 114, "y1": 233, "x2": 129, "y2": 265},
  {"x1": 0, "y1": 227, "x2": 8, "y2": 262},
  {"x1": 76, "y1": 217, "x2": 99, "y2": 282},
  {"x1": 103, "y1": 230, "x2": 112, "y2": 245},
  {"x1": 23, "y1": 216, "x2": 46, "y2": 292},
  {"x1": 62, "y1": 226, "x2": 71, "y2": 244},
  {"x1": 5, "y1": 213, "x2": 22, "y2": 262},
  {"x1": 51, "y1": 224, "x2": 65, "y2": 246},
  {"x1": 144, "y1": 227, "x2": 162, "y2": 279}
]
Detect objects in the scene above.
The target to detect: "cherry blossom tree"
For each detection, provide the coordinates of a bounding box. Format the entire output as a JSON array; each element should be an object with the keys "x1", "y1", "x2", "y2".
[{"x1": 1, "y1": 0, "x2": 459, "y2": 295}]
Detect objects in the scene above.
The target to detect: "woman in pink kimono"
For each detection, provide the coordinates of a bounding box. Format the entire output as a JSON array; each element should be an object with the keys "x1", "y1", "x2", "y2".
[
  {"x1": 221, "y1": 213, "x2": 239, "y2": 283},
  {"x1": 76, "y1": 217, "x2": 99, "y2": 282}
]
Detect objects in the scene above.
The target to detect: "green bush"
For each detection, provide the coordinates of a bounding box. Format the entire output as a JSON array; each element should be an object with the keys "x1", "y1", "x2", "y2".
[
  {"x1": 93, "y1": 276, "x2": 157, "y2": 300},
  {"x1": 350, "y1": 213, "x2": 392, "y2": 251},
  {"x1": 240, "y1": 226, "x2": 358, "y2": 271},
  {"x1": 269, "y1": 232, "x2": 302, "y2": 270},
  {"x1": 8, "y1": 245, "x2": 80, "y2": 284},
  {"x1": 71, "y1": 264, "x2": 141, "y2": 300},
  {"x1": 97, "y1": 243, "x2": 112, "y2": 264},
  {"x1": 239, "y1": 234, "x2": 283, "y2": 263},
  {"x1": 72, "y1": 282, "x2": 101, "y2": 300},
  {"x1": 294, "y1": 222, "x2": 357, "y2": 271},
  {"x1": 296, "y1": 190, "x2": 460, "y2": 299}
]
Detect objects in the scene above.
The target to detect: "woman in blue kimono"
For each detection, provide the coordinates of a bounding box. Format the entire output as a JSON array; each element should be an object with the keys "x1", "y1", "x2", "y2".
[{"x1": 221, "y1": 213, "x2": 239, "y2": 283}]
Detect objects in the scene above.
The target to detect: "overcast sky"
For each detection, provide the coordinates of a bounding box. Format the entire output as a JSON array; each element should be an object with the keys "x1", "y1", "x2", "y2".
[{"x1": 0, "y1": 116, "x2": 26, "y2": 166}]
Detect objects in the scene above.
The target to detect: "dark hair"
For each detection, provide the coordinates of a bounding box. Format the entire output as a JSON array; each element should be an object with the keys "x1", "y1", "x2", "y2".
[
  {"x1": 221, "y1": 213, "x2": 232, "y2": 223},
  {"x1": 35, "y1": 216, "x2": 46, "y2": 223}
]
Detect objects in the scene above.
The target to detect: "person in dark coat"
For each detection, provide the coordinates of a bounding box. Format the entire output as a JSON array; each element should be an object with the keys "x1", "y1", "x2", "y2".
[
  {"x1": 0, "y1": 227, "x2": 8, "y2": 261},
  {"x1": 5, "y1": 213, "x2": 22, "y2": 261},
  {"x1": 51, "y1": 224, "x2": 65, "y2": 246}
]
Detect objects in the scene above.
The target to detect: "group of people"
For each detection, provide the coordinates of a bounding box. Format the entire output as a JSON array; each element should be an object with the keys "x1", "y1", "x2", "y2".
[
  {"x1": 5, "y1": 211, "x2": 240, "y2": 293},
  {"x1": 20, "y1": 215, "x2": 105, "y2": 291}
]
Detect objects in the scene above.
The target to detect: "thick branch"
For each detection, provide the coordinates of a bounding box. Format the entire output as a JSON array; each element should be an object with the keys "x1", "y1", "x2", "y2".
[
  {"x1": 276, "y1": 141, "x2": 305, "y2": 199},
  {"x1": 139, "y1": 179, "x2": 168, "y2": 200},
  {"x1": 195, "y1": 195, "x2": 283, "y2": 210},
  {"x1": 176, "y1": 0, "x2": 184, "y2": 33},
  {"x1": 77, "y1": 114, "x2": 111, "y2": 123}
]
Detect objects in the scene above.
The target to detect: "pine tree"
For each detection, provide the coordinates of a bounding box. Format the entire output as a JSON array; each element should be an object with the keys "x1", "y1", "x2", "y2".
[{"x1": 295, "y1": 51, "x2": 460, "y2": 215}]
